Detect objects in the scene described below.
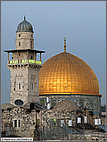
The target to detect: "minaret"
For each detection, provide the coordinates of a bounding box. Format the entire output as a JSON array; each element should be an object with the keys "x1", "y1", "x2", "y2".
[
  {"x1": 4, "y1": 17, "x2": 45, "y2": 106},
  {"x1": 16, "y1": 16, "x2": 34, "y2": 50}
]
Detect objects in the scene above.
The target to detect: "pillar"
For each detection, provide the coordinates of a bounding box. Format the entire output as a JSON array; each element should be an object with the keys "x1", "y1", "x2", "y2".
[
  {"x1": 40, "y1": 53, "x2": 41, "y2": 61},
  {"x1": 8, "y1": 53, "x2": 9, "y2": 64}
]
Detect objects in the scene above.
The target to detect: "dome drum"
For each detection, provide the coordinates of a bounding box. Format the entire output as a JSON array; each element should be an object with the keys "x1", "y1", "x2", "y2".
[{"x1": 39, "y1": 94, "x2": 101, "y2": 113}]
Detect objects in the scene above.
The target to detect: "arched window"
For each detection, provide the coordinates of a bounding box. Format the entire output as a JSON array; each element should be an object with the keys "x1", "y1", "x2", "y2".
[{"x1": 19, "y1": 83, "x2": 21, "y2": 89}]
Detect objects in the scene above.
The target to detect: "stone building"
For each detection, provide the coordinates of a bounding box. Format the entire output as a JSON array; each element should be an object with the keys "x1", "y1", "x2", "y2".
[
  {"x1": 1, "y1": 100, "x2": 105, "y2": 140},
  {"x1": 4, "y1": 16, "x2": 45, "y2": 106},
  {"x1": 38, "y1": 100, "x2": 105, "y2": 141},
  {"x1": 2, "y1": 17, "x2": 106, "y2": 140},
  {"x1": 1, "y1": 102, "x2": 44, "y2": 138},
  {"x1": 43, "y1": 100, "x2": 100, "y2": 129}
]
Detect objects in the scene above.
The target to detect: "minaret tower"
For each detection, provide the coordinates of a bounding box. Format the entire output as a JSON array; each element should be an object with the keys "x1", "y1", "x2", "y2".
[{"x1": 5, "y1": 17, "x2": 45, "y2": 106}]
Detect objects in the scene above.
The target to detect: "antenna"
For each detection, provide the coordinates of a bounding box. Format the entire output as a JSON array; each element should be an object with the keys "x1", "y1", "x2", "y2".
[
  {"x1": 24, "y1": 15, "x2": 26, "y2": 20},
  {"x1": 64, "y1": 37, "x2": 66, "y2": 53}
]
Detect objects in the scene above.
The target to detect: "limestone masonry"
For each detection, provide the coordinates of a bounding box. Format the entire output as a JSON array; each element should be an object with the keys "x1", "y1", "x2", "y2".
[{"x1": 2, "y1": 17, "x2": 106, "y2": 140}]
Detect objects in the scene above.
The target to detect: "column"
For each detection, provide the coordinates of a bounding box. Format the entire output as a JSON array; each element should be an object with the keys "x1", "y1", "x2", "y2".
[
  {"x1": 40, "y1": 53, "x2": 41, "y2": 61},
  {"x1": 34, "y1": 52, "x2": 35, "y2": 61},
  {"x1": 27, "y1": 51, "x2": 28, "y2": 63},
  {"x1": 35, "y1": 53, "x2": 36, "y2": 61},
  {"x1": 8, "y1": 52, "x2": 9, "y2": 64}
]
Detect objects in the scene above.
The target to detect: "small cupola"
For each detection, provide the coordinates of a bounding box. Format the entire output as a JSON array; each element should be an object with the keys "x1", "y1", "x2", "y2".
[{"x1": 17, "y1": 16, "x2": 33, "y2": 32}]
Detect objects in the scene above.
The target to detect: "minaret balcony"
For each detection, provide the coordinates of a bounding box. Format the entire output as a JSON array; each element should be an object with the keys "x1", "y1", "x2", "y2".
[{"x1": 8, "y1": 59, "x2": 42, "y2": 65}]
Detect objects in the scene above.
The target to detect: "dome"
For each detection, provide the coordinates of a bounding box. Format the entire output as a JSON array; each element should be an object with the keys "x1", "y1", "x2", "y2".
[
  {"x1": 39, "y1": 52, "x2": 100, "y2": 96},
  {"x1": 17, "y1": 16, "x2": 33, "y2": 32},
  {"x1": 53, "y1": 100, "x2": 78, "y2": 112}
]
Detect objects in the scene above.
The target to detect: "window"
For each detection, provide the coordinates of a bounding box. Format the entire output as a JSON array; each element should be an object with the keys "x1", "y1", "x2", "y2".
[
  {"x1": 14, "y1": 120, "x2": 17, "y2": 127},
  {"x1": 14, "y1": 82, "x2": 16, "y2": 91},
  {"x1": 19, "y1": 34, "x2": 21, "y2": 37},
  {"x1": 15, "y1": 100, "x2": 23, "y2": 106},
  {"x1": 13, "y1": 120, "x2": 21, "y2": 128},
  {"x1": 32, "y1": 83, "x2": 33, "y2": 90},
  {"x1": 30, "y1": 103, "x2": 34, "y2": 110},
  {"x1": 19, "y1": 42, "x2": 21, "y2": 46},
  {"x1": 19, "y1": 83, "x2": 21, "y2": 89},
  {"x1": 31, "y1": 56, "x2": 33, "y2": 59},
  {"x1": 18, "y1": 120, "x2": 21, "y2": 127}
]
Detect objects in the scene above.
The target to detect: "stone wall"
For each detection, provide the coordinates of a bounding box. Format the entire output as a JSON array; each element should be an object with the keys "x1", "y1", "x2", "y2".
[
  {"x1": 40, "y1": 94, "x2": 101, "y2": 113},
  {"x1": 16, "y1": 32, "x2": 34, "y2": 50},
  {"x1": 69, "y1": 133, "x2": 106, "y2": 141},
  {"x1": 1, "y1": 103, "x2": 106, "y2": 140},
  {"x1": 8, "y1": 63, "x2": 40, "y2": 106},
  {"x1": 10, "y1": 66, "x2": 29, "y2": 105},
  {"x1": 1, "y1": 105, "x2": 39, "y2": 138}
]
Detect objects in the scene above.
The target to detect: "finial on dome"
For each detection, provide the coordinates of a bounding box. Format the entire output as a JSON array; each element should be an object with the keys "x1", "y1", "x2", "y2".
[
  {"x1": 24, "y1": 15, "x2": 26, "y2": 20},
  {"x1": 64, "y1": 37, "x2": 66, "y2": 53}
]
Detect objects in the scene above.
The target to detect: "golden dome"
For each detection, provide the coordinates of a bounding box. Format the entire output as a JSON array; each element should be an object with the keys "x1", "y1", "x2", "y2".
[{"x1": 39, "y1": 52, "x2": 100, "y2": 96}]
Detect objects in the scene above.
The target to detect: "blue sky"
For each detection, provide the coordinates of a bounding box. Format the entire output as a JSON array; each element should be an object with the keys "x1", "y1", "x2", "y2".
[{"x1": 1, "y1": 1, "x2": 106, "y2": 105}]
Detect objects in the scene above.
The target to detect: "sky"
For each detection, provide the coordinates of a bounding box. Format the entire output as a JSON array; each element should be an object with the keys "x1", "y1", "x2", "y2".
[{"x1": 1, "y1": 1, "x2": 106, "y2": 105}]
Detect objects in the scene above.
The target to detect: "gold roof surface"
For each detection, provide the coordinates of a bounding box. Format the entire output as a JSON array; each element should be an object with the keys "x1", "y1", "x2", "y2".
[{"x1": 39, "y1": 52, "x2": 100, "y2": 96}]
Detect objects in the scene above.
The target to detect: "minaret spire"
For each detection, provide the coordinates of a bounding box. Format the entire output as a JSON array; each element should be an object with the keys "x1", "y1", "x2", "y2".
[{"x1": 64, "y1": 37, "x2": 66, "y2": 53}]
